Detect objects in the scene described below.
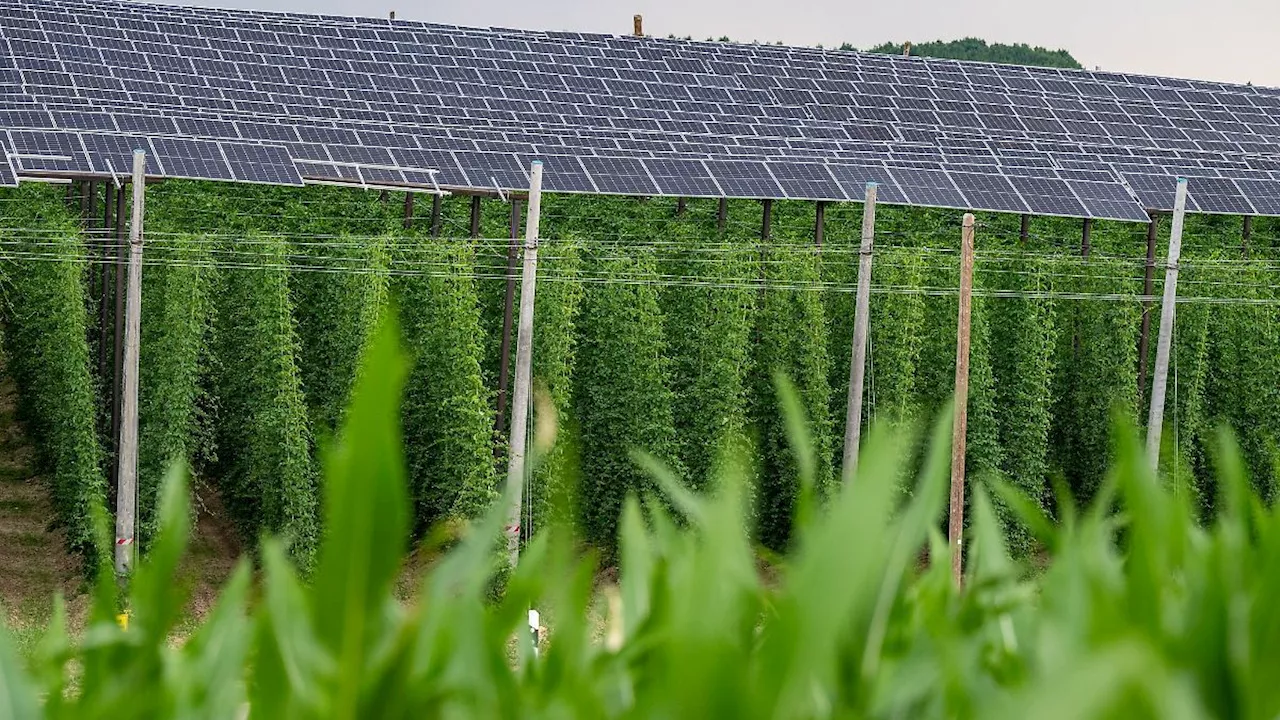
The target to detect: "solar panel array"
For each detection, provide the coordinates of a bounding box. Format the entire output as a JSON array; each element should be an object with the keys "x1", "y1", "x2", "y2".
[{"x1": 0, "y1": 0, "x2": 1278, "y2": 221}]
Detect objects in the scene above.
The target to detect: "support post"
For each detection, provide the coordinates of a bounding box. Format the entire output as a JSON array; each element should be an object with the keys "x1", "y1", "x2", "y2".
[
  {"x1": 761, "y1": 199, "x2": 772, "y2": 240},
  {"x1": 676, "y1": 197, "x2": 687, "y2": 216},
  {"x1": 1146, "y1": 179, "x2": 1188, "y2": 470},
  {"x1": 1137, "y1": 213, "x2": 1158, "y2": 408},
  {"x1": 495, "y1": 199, "x2": 523, "y2": 441},
  {"x1": 1081, "y1": 218, "x2": 1093, "y2": 258},
  {"x1": 633, "y1": 14, "x2": 643, "y2": 36},
  {"x1": 1019, "y1": 214, "x2": 1030, "y2": 242},
  {"x1": 403, "y1": 192, "x2": 415, "y2": 229},
  {"x1": 842, "y1": 183, "x2": 877, "y2": 482},
  {"x1": 717, "y1": 198, "x2": 727, "y2": 232},
  {"x1": 114, "y1": 151, "x2": 146, "y2": 576},
  {"x1": 815, "y1": 201, "x2": 826, "y2": 248},
  {"x1": 1243, "y1": 215, "x2": 1253, "y2": 258},
  {"x1": 430, "y1": 194, "x2": 443, "y2": 237},
  {"x1": 506, "y1": 161, "x2": 543, "y2": 568},
  {"x1": 469, "y1": 196, "x2": 482, "y2": 238},
  {"x1": 949, "y1": 213, "x2": 976, "y2": 587}
]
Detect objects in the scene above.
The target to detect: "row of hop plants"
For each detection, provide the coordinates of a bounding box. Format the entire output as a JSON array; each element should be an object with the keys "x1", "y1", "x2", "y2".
[
  {"x1": 7, "y1": 314, "x2": 1280, "y2": 718},
  {"x1": 6, "y1": 182, "x2": 1280, "y2": 572}
]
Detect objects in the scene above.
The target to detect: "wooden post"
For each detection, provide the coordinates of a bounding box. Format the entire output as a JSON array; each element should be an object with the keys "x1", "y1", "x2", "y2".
[
  {"x1": 1081, "y1": 218, "x2": 1093, "y2": 258},
  {"x1": 1146, "y1": 179, "x2": 1188, "y2": 469},
  {"x1": 1019, "y1": 214, "x2": 1030, "y2": 242},
  {"x1": 949, "y1": 213, "x2": 976, "y2": 587},
  {"x1": 815, "y1": 201, "x2": 826, "y2": 248},
  {"x1": 430, "y1": 194, "x2": 443, "y2": 237},
  {"x1": 676, "y1": 197, "x2": 687, "y2": 216},
  {"x1": 469, "y1": 196, "x2": 482, "y2": 238},
  {"x1": 506, "y1": 161, "x2": 543, "y2": 568},
  {"x1": 1243, "y1": 215, "x2": 1253, "y2": 258},
  {"x1": 114, "y1": 151, "x2": 146, "y2": 576},
  {"x1": 842, "y1": 183, "x2": 877, "y2": 482},
  {"x1": 903, "y1": 41, "x2": 912, "y2": 57},
  {"x1": 403, "y1": 192, "x2": 415, "y2": 229},
  {"x1": 1137, "y1": 213, "x2": 1158, "y2": 408},
  {"x1": 495, "y1": 199, "x2": 523, "y2": 441},
  {"x1": 633, "y1": 14, "x2": 643, "y2": 36},
  {"x1": 761, "y1": 199, "x2": 772, "y2": 240},
  {"x1": 717, "y1": 198, "x2": 728, "y2": 232}
]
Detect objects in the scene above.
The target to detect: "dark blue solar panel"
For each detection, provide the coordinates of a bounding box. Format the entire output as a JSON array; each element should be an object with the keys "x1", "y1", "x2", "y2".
[
  {"x1": 295, "y1": 159, "x2": 361, "y2": 183},
  {"x1": 579, "y1": 155, "x2": 659, "y2": 195},
  {"x1": 826, "y1": 163, "x2": 906, "y2": 204},
  {"x1": 1121, "y1": 173, "x2": 1200, "y2": 212},
  {"x1": 888, "y1": 166, "x2": 968, "y2": 209},
  {"x1": 1185, "y1": 176, "x2": 1254, "y2": 215},
  {"x1": 1067, "y1": 180, "x2": 1150, "y2": 222},
  {"x1": 950, "y1": 172, "x2": 1030, "y2": 213},
  {"x1": 149, "y1": 136, "x2": 233, "y2": 180},
  {"x1": 766, "y1": 161, "x2": 844, "y2": 201},
  {"x1": 80, "y1": 132, "x2": 152, "y2": 177},
  {"x1": 221, "y1": 142, "x2": 304, "y2": 186},
  {"x1": 703, "y1": 159, "x2": 782, "y2": 199},
  {"x1": 0, "y1": 142, "x2": 16, "y2": 187},
  {"x1": 6, "y1": 129, "x2": 90, "y2": 173},
  {"x1": 644, "y1": 158, "x2": 721, "y2": 197},
  {"x1": 452, "y1": 151, "x2": 527, "y2": 190},
  {"x1": 1234, "y1": 178, "x2": 1280, "y2": 216},
  {"x1": 528, "y1": 155, "x2": 594, "y2": 193},
  {"x1": 1005, "y1": 175, "x2": 1086, "y2": 217}
]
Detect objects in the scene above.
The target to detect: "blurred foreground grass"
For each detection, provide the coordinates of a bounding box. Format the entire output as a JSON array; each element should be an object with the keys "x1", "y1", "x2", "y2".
[{"x1": 2, "y1": 314, "x2": 1279, "y2": 719}]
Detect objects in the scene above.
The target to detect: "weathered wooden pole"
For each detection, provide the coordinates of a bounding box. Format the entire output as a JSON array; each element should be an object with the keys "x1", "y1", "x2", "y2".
[
  {"x1": 506, "y1": 160, "x2": 543, "y2": 568},
  {"x1": 495, "y1": 198, "x2": 523, "y2": 441},
  {"x1": 114, "y1": 151, "x2": 146, "y2": 576},
  {"x1": 842, "y1": 183, "x2": 877, "y2": 482},
  {"x1": 633, "y1": 14, "x2": 643, "y2": 36},
  {"x1": 949, "y1": 213, "x2": 976, "y2": 587},
  {"x1": 1136, "y1": 213, "x2": 1158, "y2": 408},
  {"x1": 815, "y1": 201, "x2": 827, "y2": 248},
  {"x1": 1146, "y1": 179, "x2": 1188, "y2": 469},
  {"x1": 430, "y1": 194, "x2": 443, "y2": 237}
]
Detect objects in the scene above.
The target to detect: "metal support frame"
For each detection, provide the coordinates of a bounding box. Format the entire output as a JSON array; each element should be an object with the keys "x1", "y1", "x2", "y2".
[
  {"x1": 676, "y1": 197, "x2": 687, "y2": 216},
  {"x1": 469, "y1": 196, "x2": 482, "y2": 238},
  {"x1": 506, "y1": 160, "x2": 543, "y2": 568},
  {"x1": 430, "y1": 194, "x2": 443, "y2": 237},
  {"x1": 1243, "y1": 215, "x2": 1253, "y2": 258},
  {"x1": 717, "y1": 198, "x2": 728, "y2": 232},
  {"x1": 842, "y1": 183, "x2": 876, "y2": 482},
  {"x1": 949, "y1": 213, "x2": 977, "y2": 586},
  {"x1": 1019, "y1": 214, "x2": 1030, "y2": 242},
  {"x1": 1081, "y1": 218, "x2": 1093, "y2": 257},
  {"x1": 1146, "y1": 179, "x2": 1188, "y2": 469},
  {"x1": 761, "y1": 199, "x2": 773, "y2": 240},
  {"x1": 403, "y1": 192, "x2": 415, "y2": 229}
]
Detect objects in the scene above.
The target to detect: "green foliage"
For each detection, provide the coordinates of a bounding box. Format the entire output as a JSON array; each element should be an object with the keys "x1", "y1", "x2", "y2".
[
  {"x1": 137, "y1": 235, "x2": 214, "y2": 549},
  {"x1": 866, "y1": 36, "x2": 1083, "y2": 68},
  {"x1": 208, "y1": 233, "x2": 318, "y2": 568},
  {"x1": 289, "y1": 235, "x2": 389, "y2": 440},
  {"x1": 9, "y1": 315, "x2": 1280, "y2": 718},
  {"x1": 527, "y1": 235, "x2": 585, "y2": 532},
  {"x1": 749, "y1": 239, "x2": 833, "y2": 549},
  {"x1": 867, "y1": 245, "x2": 925, "y2": 430},
  {"x1": 0, "y1": 185, "x2": 106, "y2": 567},
  {"x1": 574, "y1": 246, "x2": 680, "y2": 550},
  {"x1": 395, "y1": 239, "x2": 497, "y2": 530},
  {"x1": 660, "y1": 223, "x2": 755, "y2": 491}
]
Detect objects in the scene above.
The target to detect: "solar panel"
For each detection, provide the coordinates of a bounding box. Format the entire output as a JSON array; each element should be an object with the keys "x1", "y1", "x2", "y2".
[
  {"x1": 0, "y1": 0, "x2": 1274, "y2": 219},
  {"x1": 1120, "y1": 173, "x2": 1202, "y2": 213},
  {"x1": 1005, "y1": 175, "x2": 1087, "y2": 217},
  {"x1": 1185, "y1": 176, "x2": 1255, "y2": 215},
  {"x1": 1234, "y1": 178, "x2": 1280, "y2": 216},
  {"x1": 1068, "y1": 180, "x2": 1150, "y2": 222},
  {"x1": 0, "y1": 140, "x2": 16, "y2": 187},
  {"x1": 220, "y1": 142, "x2": 304, "y2": 186}
]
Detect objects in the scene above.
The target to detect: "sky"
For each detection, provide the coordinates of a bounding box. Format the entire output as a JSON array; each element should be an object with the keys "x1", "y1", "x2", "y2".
[{"x1": 146, "y1": 0, "x2": 1280, "y2": 88}]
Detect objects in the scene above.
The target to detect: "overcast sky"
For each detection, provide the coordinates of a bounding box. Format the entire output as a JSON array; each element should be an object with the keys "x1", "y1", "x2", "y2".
[{"x1": 148, "y1": 0, "x2": 1280, "y2": 88}]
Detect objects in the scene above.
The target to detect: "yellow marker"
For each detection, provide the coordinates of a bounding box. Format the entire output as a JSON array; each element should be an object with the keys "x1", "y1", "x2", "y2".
[{"x1": 116, "y1": 613, "x2": 129, "y2": 631}]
